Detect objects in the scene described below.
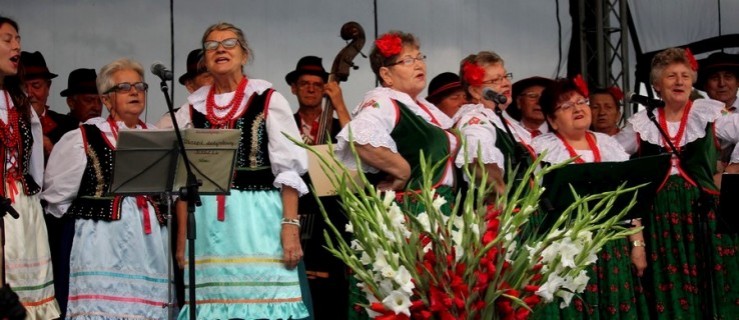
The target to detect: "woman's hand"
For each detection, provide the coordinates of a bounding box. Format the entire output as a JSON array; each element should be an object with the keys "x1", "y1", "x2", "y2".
[
  {"x1": 377, "y1": 175, "x2": 408, "y2": 191},
  {"x1": 631, "y1": 246, "x2": 647, "y2": 277},
  {"x1": 629, "y1": 222, "x2": 646, "y2": 277},
  {"x1": 281, "y1": 224, "x2": 303, "y2": 269}
]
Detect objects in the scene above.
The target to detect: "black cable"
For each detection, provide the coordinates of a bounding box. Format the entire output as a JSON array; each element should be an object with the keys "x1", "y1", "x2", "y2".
[
  {"x1": 555, "y1": 0, "x2": 563, "y2": 77},
  {"x1": 374, "y1": 0, "x2": 379, "y2": 87},
  {"x1": 717, "y1": 0, "x2": 723, "y2": 51},
  {"x1": 170, "y1": 0, "x2": 175, "y2": 104}
]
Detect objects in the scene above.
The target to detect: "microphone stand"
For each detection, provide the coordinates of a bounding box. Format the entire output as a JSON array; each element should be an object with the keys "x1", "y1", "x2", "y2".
[
  {"x1": 646, "y1": 105, "x2": 716, "y2": 318},
  {"x1": 1, "y1": 196, "x2": 19, "y2": 287},
  {"x1": 491, "y1": 102, "x2": 529, "y2": 181},
  {"x1": 158, "y1": 79, "x2": 201, "y2": 320}
]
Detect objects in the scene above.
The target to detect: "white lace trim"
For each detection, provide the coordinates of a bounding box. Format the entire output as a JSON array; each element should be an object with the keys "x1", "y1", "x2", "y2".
[
  {"x1": 334, "y1": 121, "x2": 396, "y2": 174},
  {"x1": 628, "y1": 99, "x2": 723, "y2": 147},
  {"x1": 273, "y1": 171, "x2": 309, "y2": 196},
  {"x1": 532, "y1": 131, "x2": 629, "y2": 164},
  {"x1": 452, "y1": 104, "x2": 485, "y2": 126},
  {"x1": 455, "y1": 134, "x2": 504, "y2": 167},
  {"x1": 355, "y1": 87, "x2": 453, "y2": 129}
]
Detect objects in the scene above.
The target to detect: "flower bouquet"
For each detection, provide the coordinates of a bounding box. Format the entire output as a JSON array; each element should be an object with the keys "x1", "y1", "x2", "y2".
[{"x1": 298, "y1": 138, "x2": 640, "y2": 320}]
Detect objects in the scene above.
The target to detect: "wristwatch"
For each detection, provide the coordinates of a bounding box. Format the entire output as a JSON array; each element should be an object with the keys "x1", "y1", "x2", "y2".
[{"x1": 632, "y1": 240, "x2": 646, "y2": 248}]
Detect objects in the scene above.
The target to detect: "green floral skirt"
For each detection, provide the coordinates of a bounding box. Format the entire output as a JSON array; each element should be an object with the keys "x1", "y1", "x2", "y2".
[{"x1": 640, "y1": 175, "x2": 739, "y2": 319}]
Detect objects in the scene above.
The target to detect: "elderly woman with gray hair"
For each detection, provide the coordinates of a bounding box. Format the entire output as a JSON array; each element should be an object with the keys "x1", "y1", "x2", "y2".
[
  {"x1": 42, "y1": 58, "x2": 169, "y2": 319},
  {"x1": 171, "y1": 22, "x2": 309, "y2": 319}
]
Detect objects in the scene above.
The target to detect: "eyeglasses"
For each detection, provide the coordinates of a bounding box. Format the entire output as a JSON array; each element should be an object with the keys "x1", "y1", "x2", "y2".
[
  {"x1": 203, "y1": 38, "x2": 240, "y2": 51},
  {"x1": 481, "y1": 73, "x2": 513, "y2": 85},
  {"x1": 297, "y1": 81, "x2": 324, "y2": 90},
  {"x1": 386, "y1": 54, "x2": 427, "y2": 67},
  {"x1": 520, "y1": 92, "x2": 541, "y2": 100},
  {"x1": 555, "y1": 99, "x2": 589, "y2": 112},
  {"x1": 104, "y1": 82, "x2": 148, "y2": 94}
]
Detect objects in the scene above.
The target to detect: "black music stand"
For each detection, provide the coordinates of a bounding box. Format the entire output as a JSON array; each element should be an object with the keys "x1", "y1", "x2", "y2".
[
  {"x1": 539, "y1": 154, "x2": 672, "y2": 231},
  {"x1": 719, "y1": 173, "x2": 739, "y2": 234},
  {"x1": 110, "y1": 128, "x2": 240, "y2": 317}
]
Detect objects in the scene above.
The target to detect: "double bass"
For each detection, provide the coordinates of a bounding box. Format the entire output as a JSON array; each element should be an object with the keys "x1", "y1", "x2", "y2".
[{"x1": 313, "y1": 21, "x2": 365, "y2": 145}]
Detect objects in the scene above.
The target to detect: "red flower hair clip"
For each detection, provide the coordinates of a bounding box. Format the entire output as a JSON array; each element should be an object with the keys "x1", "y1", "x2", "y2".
[
  {"x1": 375, "y1": 34, "x2": 403, "y2": 58},
  {"x1": 685, "y1": 48, "x2": 699, "y2": 71},
  {"x1": 462, "y1": 61, "x2": 485, "y2": 87},
  {"x1": 573, "y1": 74, "x2": 589, "y2": 97},
  {"x1": 607, "y1": 86, "x2": 624, "y2": 101}
]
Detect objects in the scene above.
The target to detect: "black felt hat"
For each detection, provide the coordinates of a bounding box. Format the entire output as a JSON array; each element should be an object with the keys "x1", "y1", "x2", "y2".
[
  {"x1": 60, "y1": 68, "x2": 98, "y2": 97},
  {"x1": 696, "y1": 52, "x2": 739, "y2": 89},
  {"x1": 21, "y1": 51, "x2": 57, "y2": 80},
  {"x1": 426, "y1": 72, "x2": 463, "y2": 103},
  {"x1": 285, "y1": 56, "x2": 329, "y2": 85},
  {"x1": 178, "y1": 49, "x2": 206, "y2": 85}
]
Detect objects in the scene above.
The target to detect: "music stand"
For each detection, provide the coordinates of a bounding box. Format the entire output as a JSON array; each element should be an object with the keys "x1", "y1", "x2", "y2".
[
  {"x1": 719, "y1": 173, "x2": 739, "y2": 234},
  {"x1": 539, "y1": 154, "x2": 672, "y2": 231},
  {"x1": 110, "y1": 128, "x2": 240, "y2": 317}
]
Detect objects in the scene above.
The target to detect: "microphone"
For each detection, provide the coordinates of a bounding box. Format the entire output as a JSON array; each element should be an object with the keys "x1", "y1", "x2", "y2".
[
  {"x1": 626, "y1": 92, "x2": 665, "y2": 109},
  {"x1": 482, "y1": 87, "x2": 507, "y2": 105},
  {"x1": 150, "y1": 62, "x2": 173, "y2": 81}
]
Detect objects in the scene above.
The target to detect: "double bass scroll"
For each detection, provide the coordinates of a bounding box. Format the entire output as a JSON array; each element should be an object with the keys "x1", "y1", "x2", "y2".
[{"x1": 314, "y1": 21, "x2": 366, "y2": 145}]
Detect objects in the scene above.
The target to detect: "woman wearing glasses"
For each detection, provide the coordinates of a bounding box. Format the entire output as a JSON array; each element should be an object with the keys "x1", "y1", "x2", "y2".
[
  {"x1": 334, "y1": 31, "x2": 457, "y2": 319},
  {"x1": 615, "y1": 48, "x2": 739, "y2": 319},
  {"x1": 530, "y1": 77, "x2": 648, "y2": 319},
  {"x1": 42, "y1": 58, "x2": 169, "y2": 319},
  {"x1": 171, "y1": 22, "x2": 309, "y2": 319},
  {"x1": 336, "y1": 31, "x2": 457, "y2": 200},
  {"x1": 453, "y1": 51, "x2": 532, "y2": 195}
]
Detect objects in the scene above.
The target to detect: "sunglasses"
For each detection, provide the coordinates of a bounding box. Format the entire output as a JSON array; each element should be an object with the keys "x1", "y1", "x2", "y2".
[
  {"x1": 104, "y1": 82, "x2": 148, "y2": 94},
  {"x1": 203, "y1": 38, "x2": 240, "y2": 51}
]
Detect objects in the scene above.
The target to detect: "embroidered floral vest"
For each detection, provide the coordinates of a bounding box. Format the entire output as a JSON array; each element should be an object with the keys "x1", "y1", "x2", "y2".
[{"x1": 191, "y1": 89, "x2": 276, "y2": 191}]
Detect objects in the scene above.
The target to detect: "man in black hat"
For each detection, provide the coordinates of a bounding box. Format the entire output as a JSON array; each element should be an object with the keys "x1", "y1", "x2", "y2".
[
  {"x1": 698, "y1": 52, "x2": 739, "y2": 112},
  {"x1": 61, "y1": 68, "x2": 102, "y2": 123},
  {"x1": 510, "y1": 76, "x2": 554, "y2": 138},
  {"x1": 286, "y1": 55, "x2": 349, "y2": 144},
  {"x1": 179, "y1": 49, "x2": 213, "y2": 94},
  {"x1": 21, "y1": 51, "x2": 78, "y2": 159},
  {"x1": 156, "y1": 49, "x2": 213, "y2": 129},
  {"x1": 426, "y1": 72, "x2": 467, "y2": 117},
  {"x1": 285, "y1": 55, "x2": 350, "y2": 319}
]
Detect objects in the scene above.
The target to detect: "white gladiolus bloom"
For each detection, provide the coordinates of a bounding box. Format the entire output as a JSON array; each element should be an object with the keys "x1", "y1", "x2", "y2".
[
  {"x1": 557, "y1": 238, "x2": 582, "y2": 268},
  {"x1": 416, "y1": 212, "x2": 432, "y2": 232},
  {"x1": 432, "y1": 196, "x2": 447, "y2": 211},
  {"x1": 393, "y1": 265, "x2": 415, "y2": 294},
  {"x1": 382, "y1": 190, "x2": 396, "y2": 207},
  {"x1": 536, "y1": 273, "x2": 565, "y2": 302},
  {"x1": 383, "y1": 290, "x2": 412, "y2": 316},
  {"x1": 351, "y1": 239, "x2": 364, "y2": 251},
  {"x1": 360, "y1": 251, "x2": 373, "y2": 265},
  {"x1": 345, "y1": 222, "x2": 354, "y2": 233}
]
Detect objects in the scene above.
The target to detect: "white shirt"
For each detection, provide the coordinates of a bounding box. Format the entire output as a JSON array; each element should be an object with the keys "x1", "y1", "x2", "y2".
[{"x1": 531, "y1": 131, "x2": 629, "y2": 164}]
